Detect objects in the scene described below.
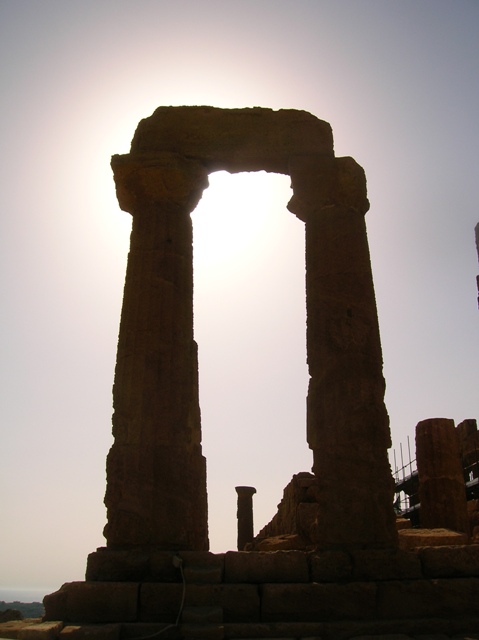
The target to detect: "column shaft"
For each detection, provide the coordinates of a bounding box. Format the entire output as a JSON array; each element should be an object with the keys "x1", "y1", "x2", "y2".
[
  {"x1": 104, "y1": 155, "x2": 209, "y2": 550},
  {"x1": 289, "y1": 155, "x2": 397, "y2": 550},
  {"x1": 416, "y1": 418, "x2": 469, "y2": 535}
]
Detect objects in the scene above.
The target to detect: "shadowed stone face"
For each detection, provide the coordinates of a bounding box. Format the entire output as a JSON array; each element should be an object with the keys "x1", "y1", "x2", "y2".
[
  {"x1": 128, "y1": 106, "x2": 334, "y2": 174},
  {"x1": 105, "y1": 105, "x2": 397, "y2": 552}
]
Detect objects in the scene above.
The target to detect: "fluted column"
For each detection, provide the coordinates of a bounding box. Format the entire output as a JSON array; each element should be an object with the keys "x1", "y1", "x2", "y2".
[
  {"x1": 288, "y1": 155, "x2": 398, "y2": 549},
  {"x1": 104, "y1": 153, "x2": 210, "y2": 550}
]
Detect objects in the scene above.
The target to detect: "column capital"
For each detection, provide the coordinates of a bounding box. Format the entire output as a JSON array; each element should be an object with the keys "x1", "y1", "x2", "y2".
[
  {"x1": 287, "y1": 155, "x2": 369, "y2": 221},
  {"x1": 111, "y1": 152, "x2": 209, "y2": 216},
  {"x1": 235, "y1": 486, "x2": 257, "y2": 497}
]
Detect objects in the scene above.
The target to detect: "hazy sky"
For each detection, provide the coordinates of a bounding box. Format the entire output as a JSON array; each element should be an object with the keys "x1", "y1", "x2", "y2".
[{"x1": 1, "y1": 0, "x2": 478, "y2": 596}]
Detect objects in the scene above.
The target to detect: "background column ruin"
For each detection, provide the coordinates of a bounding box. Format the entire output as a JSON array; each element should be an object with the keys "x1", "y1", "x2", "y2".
[
  {"x1": 416, "y1": 417, "x2": 469, "y2": 535},
  {"x1": 289, "y1": 156, "x2": 398, "y2": 550},
  {"x1": 104, "y1": 154, "x2": 209, "y2": 550}
]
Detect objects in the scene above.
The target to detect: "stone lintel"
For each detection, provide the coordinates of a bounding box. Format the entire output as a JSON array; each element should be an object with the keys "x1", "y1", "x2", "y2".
[{"x1": 129, "y1": 106, "x2": 334, "y2": 174}]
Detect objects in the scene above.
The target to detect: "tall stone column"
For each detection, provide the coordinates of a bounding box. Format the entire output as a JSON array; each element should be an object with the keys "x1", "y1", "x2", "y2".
[
  {"x1": 288, "y1": 156, "x2": 398, "y2": 549},
  {"x1": 416, "y1": 417, "x2": 469, "y2": 535},
  {"x1": 104, "y1": 153, "x2": 210, "y2": 550},
  {"x1": 235, "y1": 486, "x2": 256, "y2": 550}
]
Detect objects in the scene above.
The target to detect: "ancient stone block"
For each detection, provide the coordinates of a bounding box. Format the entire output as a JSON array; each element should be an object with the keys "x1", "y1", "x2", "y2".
[
  {"x1": 180, "y1": 623, "x2": 224, "y2": 639},
  {"x1": 179, "y1": 551, "x2": 224, "y2": 583},
  {"x1": 18, "y1": 621, "x2": 64, "y2": 640},
  {"x1": 183, "y1": 585, "x2": 260, "y2": 623},
  {"x1": 309, "y1": 550, "x2": 352, "y2": 582},
  {"x1": 376, "y1": 578, "x2": 479, "y2": 619},
  {"x1": 261, "y1": 583, "x2": 377, "y2": 622},
  {"x1": 351, "y1": 549, "x2": 422, "y2": 581},
  {"x1": 0, "y1": 620, "x2": 34, "y2": 639},
  {"x1": 253, "y1": 534, "x2": 308, "y2": 551},
  {"x1": 86, "y1": 548, "x2": 153, "y2": 582},
  {"x1": 398, "y1": 528, "x2": 468, "y2": 551},
  {"x1": 418, "y1": 544, "x2": 479, "y2": 578},
  {"x1": 224, "y1": 550, "x2": 308, "y2": 583},
  {"x1": 223, "y1": 621, "x2": 326, "y2": 638},
  {"x1": 59, "y1": 625, "x2": 120, "y2": 640},
  {"x1": 121, "y1": 623, "x2": 181, "y2": 640},
  {"x1": 181, "y1": 606, "x2": 223, "y2": 624},
  {"x1": 254, "y1": 473, "x2": 319, "y2": 546},
  {"x1": 43, "y1": 583, "x2": 138, "y2": 624},
  {"x1": 149, "y1": 551, "x2": 183, "y2": 582},
  {"x1": 129, "y1": 106, "x2": 334, "y2": 174},
  {"x1": 139, "y1": 583, "x2": 259, "y2": 624},
  {"x1": 139, "y1": 584, "x2": 183, "y2": 623}
]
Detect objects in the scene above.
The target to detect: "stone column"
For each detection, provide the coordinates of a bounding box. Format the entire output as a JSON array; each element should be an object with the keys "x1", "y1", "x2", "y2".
[
  {"x1": 288, "y1": 156, "x2": 398, "y2": 550},
  {"x1": 416, "y1": 417, "x2": 469, "y2": 535},
  {"x1": 235, "y1": 486, "x2": 256, "y2": 551},
  {"x1": 104, "y1": 153, "x2": 210, "y2": 550}
]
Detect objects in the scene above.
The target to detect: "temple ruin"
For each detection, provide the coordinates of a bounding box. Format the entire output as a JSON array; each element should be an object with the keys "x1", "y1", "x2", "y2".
[
  {"x1": 31, "y1": 107, "x2": 479, "y2": 639},
  {"x1": 102, "y1": 105, "x2": 397, "y2": 554}
]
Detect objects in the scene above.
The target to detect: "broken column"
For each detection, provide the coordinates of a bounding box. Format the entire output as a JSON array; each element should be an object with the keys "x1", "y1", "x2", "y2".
[
  {"x1": 416, "y1": 417, "x2": 469, "y2": 535},
  {"x1": 288, "y1": 156, "x2": 397, "y2": 550},
  {"x1": 235, "y1": 486, "x2": 256, "y2": 550}
]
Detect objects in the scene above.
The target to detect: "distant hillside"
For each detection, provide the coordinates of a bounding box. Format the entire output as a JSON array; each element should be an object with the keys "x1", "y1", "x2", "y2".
[{"x1": 0, "y1": 601, "x2": 44, "y2": 618}]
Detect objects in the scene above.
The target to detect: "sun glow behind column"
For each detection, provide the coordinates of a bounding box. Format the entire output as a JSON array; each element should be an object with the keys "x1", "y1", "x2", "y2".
[{"x1": 191, "y1": 170, "x2": 311, "y2": 552}]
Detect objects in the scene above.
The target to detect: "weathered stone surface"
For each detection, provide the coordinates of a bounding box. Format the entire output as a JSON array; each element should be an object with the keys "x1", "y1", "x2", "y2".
[
  {"x1": 376, "y1": 578, "x2": 479, "y2": 619},
  {"x1": 253, "y1": 533, "x2": 308, "y2": 551},
  {"x1": 416, "y1": 418, "x2": 469, "y2": 535},
  {"x1": 261, "y1": 582, "x2": 377, "y2": 622},
  {"x1": 181, "y1": 606, "x2": 223, "y2": 624},
  {"x1": 253, "y1": 473, "x2": 320, "y2": 548},
  {"x1": 138, "y1": 584, "x2": 183, "y2": 623},
  {"x1": 104, "y1": 105, "x2": 397, "y2": 556},
  {"x1": 18, "y1": 622, "x2": 63, "y2": 640},
  {"x1": 86, "y1": 548, "x2": 154, "y2": 582},
  {"x1": 59, "y1": 625, "x2": 120, "y2": 640},
  {"x1": 398, "y1": 528, "x2": 468, "y2": 550},
  {"x1": 129, "y1": 106, "x2": 334, "y2": 174},
  {"x1": 179, "y1": 551, "x2": 224, "y2": 584},
  {"x1": 351, "y1": 549, "x2": 422, "y2": 581},
  {"x1": 43, "y1": 583, "x2": 138, "y2": 624},
  {"x1": 309, "y1": 550, "x2": 352, "y2": 582},
  {"x1": 418, "y1": 544, "x2": 479, "y2": 577},
  {"x1": 224, "y1": 550, "x2": 308, "y2": 583},
  {"x1": 289, "y1": 170, "x2": 396, "y2": 549},
  {"x1": 222, "y1": 621, "x2": 326, "y2": 638},
  {"x1": 0, "y1": 620, "x2": 41, "y2": 640},
  {"x1": 180, "y1": 623, "x2": 224, "y2": 639},
  {"x1": 183, "y1": 584, "x2": 260, "y2": 623},
  {"x1": 139, "y1": 583, "x2": 259, "y2": 623},
  {"x1": 121, "y1": 623, "x2": 182, "y2": 640},
  {"x1": 235, "y1": 486, "x2": 256, "y2": 551}
]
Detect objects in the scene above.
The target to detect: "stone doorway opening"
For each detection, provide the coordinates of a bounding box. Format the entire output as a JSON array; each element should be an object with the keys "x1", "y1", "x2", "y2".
[{"x1": 190, "y1": 170, "x2": 310, "y2": 552}]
